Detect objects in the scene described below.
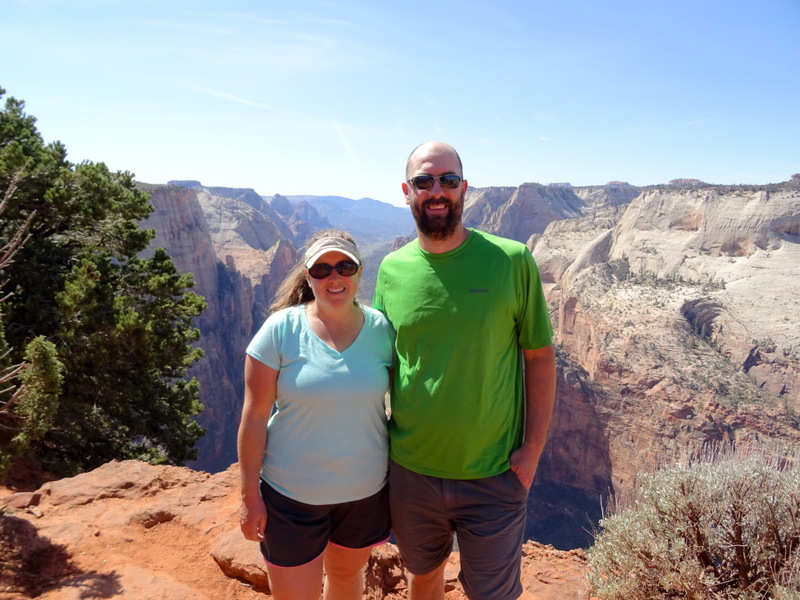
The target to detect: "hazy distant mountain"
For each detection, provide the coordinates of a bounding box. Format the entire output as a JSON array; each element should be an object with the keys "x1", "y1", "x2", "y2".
[{"x1": 282, "y1": 195, "x2": 415, "y2": 245}]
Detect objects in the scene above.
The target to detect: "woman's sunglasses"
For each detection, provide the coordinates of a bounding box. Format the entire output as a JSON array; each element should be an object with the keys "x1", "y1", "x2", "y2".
[
  {"x1": 406, "y1": 174, "x2": 462, "y2": 191},
  {"x1": 307, "y1": 260, "x2": 360, "y2": 280}
]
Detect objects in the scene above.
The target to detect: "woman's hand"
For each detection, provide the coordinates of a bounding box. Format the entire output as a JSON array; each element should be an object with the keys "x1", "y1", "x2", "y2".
[{"x1": 239, "y1": 494, "x2": 267, "y2": 541}]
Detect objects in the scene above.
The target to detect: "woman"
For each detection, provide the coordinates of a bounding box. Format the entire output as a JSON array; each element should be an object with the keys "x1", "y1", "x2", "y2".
[{"x1": 237, "y1": 229, "x2": 394, "y2": 600}]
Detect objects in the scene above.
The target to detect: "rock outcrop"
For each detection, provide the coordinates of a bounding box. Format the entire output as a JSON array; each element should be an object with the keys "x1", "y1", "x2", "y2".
[
  {"x1": 464, "y1": 184, "x2": 585, "y2": 242},
  {"x1": 464, "y1": 183, "x2": 640, "y2": 243},
  {"x1": 0, "y1": 460, "x2": 593, "y2": 600}
]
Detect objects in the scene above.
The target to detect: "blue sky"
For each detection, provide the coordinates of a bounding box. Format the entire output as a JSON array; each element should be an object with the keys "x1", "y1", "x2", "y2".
[{"x1": 2, "y1": 0, "x2": 798, "y2": 207}]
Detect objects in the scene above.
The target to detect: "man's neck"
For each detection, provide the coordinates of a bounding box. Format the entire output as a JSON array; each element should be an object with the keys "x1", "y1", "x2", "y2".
[{"x1": 417, "y1": 226, "x2": 470, "y2": 254}]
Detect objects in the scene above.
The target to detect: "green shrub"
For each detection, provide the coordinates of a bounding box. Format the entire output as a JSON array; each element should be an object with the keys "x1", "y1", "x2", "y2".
[{"x1": 587, "y1": 445, "x2": 800, "y2": 599}]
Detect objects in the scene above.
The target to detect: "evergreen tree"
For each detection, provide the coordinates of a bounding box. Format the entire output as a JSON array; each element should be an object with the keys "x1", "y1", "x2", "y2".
[
  {"x1": 0, "y1": 124, "x2": 63, "y2": 477},
  {"x1": 0, "y1": 336, "x2": 63, "y2": 478},
  {"x1": 0, "y1": 87, "x2": 206, "y2": 477}
]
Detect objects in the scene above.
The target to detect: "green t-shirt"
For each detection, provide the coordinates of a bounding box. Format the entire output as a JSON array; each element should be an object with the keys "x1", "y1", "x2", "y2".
[{"x1": 372, "y1": 229, "x2": 553, "y2": 479}]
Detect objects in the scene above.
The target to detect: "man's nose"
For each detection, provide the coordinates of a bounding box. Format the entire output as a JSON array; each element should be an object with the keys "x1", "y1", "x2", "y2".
[{"x1": 428, "y1": 179, "x2": 445, "y2": 193}]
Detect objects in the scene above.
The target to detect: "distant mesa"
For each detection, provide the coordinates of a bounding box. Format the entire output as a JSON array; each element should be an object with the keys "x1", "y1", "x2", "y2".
[
  {"x1": 549, "y1": 181, "x2": 633, "y2": 188},
  {"x1": 168, "y1": 180, "x2": 203, "y2": 188},
  {"x1": 668, "y1": 178, "x2": 708, "y2": 187}
]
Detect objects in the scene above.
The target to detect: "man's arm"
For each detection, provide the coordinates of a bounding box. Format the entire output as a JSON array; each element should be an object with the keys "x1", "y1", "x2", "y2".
[{"x1": 509, "y1": 344, "x2": 557, "y2": 489}]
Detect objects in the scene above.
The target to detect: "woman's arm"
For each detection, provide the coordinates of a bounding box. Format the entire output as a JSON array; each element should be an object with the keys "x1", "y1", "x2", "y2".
[{"x1": 237, "y1": 355, "x2": 279, "y2": 541}]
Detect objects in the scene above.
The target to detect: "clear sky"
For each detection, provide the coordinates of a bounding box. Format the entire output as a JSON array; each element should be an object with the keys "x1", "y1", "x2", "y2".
[{"x1": 2, "y1": 0, "x2": 798, "y2": 207}]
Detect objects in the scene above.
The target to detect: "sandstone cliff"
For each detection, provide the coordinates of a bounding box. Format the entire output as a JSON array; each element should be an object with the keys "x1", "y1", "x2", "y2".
[
  {"x1": 533, "y1": 181, "x2": 800, "y2": 501},
  {"x1": 140, "y1": 184, "x2": 296, "y2": 471},
  {"x1": 463, "y1": 183, "x2": 640, "y2": 243}
]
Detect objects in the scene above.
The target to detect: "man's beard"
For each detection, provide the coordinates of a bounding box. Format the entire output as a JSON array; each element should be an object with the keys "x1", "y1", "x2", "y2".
[{"x1": 410, "y1": 193, "x2": 464, "y2": 240}]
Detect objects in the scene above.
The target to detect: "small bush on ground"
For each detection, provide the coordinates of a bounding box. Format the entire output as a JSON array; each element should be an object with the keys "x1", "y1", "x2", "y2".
[{"x1": 587, "y1": 444, "x2": 800, "y2": 599}]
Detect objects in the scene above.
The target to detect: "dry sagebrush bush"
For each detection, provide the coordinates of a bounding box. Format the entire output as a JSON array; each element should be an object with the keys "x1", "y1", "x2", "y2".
[{"x1": 587, "y1": 444, "x2": 800, "y2": 600}]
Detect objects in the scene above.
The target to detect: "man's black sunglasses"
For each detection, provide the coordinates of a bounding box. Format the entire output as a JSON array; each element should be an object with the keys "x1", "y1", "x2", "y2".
[
  {"x1": 406, "y1": 174, "x2": 462, "y2": 191},
  {"x1": 307, "y1": 260, "x2": 360, "y2": 280}
]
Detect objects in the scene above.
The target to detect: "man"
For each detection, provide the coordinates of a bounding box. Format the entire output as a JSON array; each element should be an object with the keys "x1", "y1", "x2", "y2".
[{"x1": 372, "y1": 141, "x2": 557, "y2": 600}]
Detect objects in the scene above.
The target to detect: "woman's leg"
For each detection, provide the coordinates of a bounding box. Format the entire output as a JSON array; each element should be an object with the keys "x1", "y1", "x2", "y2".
[
  {"x1": 267, "y1": 554, "x2": 324, "y2": 600},
  {"x1": 322, "y1": 543, "x2": 372, "y2": 600}
]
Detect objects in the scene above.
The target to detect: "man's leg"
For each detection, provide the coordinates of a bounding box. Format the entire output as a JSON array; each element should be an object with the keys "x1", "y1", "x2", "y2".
[
  {"x1": 389, "y1": 461, "x2": 455, "y2": 600},
  {"x1": 452, "y1": 470, "x2": 529, "y2": 600}
]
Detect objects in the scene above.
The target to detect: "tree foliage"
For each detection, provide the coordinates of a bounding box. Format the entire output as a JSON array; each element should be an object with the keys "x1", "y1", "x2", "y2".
[
  {"x1": 0, "y1": 87, "x2": 206, "y2": 478},
  {"x1": 587, "y1": 444, "x2": 800, "y2": 599},
  {"x1": 0, "y1": 336, "x2": 63, "y2": 477}
]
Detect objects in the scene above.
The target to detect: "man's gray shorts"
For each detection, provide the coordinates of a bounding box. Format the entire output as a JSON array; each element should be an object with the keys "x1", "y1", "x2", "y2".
[{"x1": 389, "y1": 460, "x2": 529, "y2": 600}]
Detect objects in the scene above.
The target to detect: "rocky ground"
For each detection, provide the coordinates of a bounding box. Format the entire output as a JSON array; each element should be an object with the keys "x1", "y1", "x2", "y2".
[{"x1": 0, "y1": 460, "x2": 594, "y2": 600}]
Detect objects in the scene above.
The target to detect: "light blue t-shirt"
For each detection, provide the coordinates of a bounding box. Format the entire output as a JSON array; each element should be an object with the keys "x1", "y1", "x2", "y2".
[{"x1": 246, "y1": 304, "x2": 394, "y2": 505}]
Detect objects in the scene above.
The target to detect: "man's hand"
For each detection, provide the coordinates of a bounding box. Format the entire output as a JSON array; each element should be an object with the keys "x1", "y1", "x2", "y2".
[{"x1": 509, "y1": 445, "x2": 538, "y2": 489}]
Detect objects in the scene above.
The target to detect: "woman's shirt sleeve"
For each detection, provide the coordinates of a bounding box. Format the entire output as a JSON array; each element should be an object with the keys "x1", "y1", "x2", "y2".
[{"x1": 246, "y1": 310, "x2": 286, "y2": 370}]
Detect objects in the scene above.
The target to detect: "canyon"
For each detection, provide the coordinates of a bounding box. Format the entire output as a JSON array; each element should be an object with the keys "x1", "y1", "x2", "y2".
[{"x1": 137, "y1": 176, "x2": 800, "y2": 551}]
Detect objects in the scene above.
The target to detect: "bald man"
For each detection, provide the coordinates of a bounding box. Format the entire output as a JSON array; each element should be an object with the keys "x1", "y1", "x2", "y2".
[{"x1": 373, "y1": 141, "x2": 557, "y2": 600}]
